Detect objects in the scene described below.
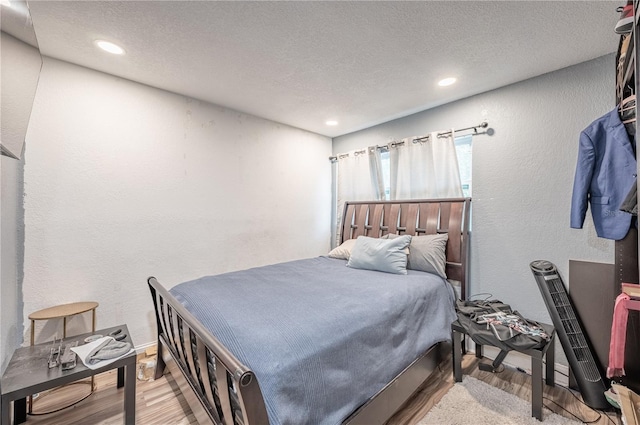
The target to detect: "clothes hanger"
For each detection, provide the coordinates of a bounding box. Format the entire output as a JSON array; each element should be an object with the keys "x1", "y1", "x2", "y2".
[
  {"x1": 620, "y1": 94, "x2": 636, "y2": 110},
  {"x1": 619, "y1": 93, "x2": 636, "y2": 124},
  {"x1": 623, "y1": 115, "x2": 636, "y2": 125}
]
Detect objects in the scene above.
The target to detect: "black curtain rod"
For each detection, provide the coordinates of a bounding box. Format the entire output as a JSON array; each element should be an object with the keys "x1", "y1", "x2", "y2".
[{"x1": 329, "y1": 121, "x2": 489, "y2": 162}]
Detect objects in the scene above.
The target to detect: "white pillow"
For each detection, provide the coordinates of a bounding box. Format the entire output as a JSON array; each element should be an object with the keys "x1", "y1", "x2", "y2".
[
  {"x1": 347, "y1": 235, "x2": 412, "y2": 275},
  {"x1": 407, "y1": 233, "x2": 449, "y2": 278},
  {"x1": 328, "y1": 238, "x2": 358, "y2": 260}
]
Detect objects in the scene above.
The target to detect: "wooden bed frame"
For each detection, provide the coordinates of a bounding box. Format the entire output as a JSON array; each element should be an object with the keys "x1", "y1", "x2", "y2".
[{"x1": 148, "y1": 197, "x2": 471, "y2": 425}]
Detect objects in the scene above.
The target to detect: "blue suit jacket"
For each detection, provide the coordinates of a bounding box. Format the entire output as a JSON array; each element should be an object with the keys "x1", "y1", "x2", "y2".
[{"x1": 570, "y1": 108, "x2": 636, "y2": 240}]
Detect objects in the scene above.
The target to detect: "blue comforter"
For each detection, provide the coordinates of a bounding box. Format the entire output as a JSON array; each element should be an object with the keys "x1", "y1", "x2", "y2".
[{"x1": 170, "y1": 256, "x2": 457, "y2": 425}]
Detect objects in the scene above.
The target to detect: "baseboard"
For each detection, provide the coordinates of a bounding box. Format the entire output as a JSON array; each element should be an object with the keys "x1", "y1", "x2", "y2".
[
  {"x1": 468, "y1": 339, "x2": 570, "y2": 388},
  {"x1": 134, "y1": 341, "x2": 157, "y2": 357}
]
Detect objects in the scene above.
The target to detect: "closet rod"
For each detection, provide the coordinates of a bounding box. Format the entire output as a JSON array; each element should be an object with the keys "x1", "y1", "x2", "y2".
[{"x1": 329, "y1": 120, "x2": 489, "y2": 162}]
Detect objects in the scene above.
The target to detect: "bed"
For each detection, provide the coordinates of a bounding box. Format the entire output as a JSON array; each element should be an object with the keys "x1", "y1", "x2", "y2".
[{"x1": 148, "y1": 198, "x2": 471, "y2": 425}]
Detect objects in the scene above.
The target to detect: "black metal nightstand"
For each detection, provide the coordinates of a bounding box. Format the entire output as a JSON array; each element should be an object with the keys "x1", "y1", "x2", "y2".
[
  {"x1": 452, "y1": 319, "x2": 556, "y2": 421},
  {"x1": 1, "y1": 324, "x2": 136, "y2": 425}
]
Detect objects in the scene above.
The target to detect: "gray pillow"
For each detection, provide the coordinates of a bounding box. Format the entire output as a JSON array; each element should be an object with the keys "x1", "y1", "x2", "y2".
[
  {"x1": 347, "y1": 235, "x2": 412, "y2": 275},
  {"x1": 381, "y1": 233, "x2": 410, "y2": 253},
  {"x1": 407, "y1": 233, "x2": 448, "y2": 278}
]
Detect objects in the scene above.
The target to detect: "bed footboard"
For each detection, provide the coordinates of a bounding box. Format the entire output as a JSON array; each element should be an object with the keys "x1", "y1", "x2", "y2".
[{"x1": 148, "y1": 276, "x2": 268, "y2": 425}]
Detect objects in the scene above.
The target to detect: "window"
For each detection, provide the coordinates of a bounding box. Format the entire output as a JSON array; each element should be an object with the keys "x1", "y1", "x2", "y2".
[
  {"x1": 455, "y1": 134, "x2": 473, "y2": 197},
  {"x1": 379, "y1": 134, "x2": 472, "y2": 199},
  {"x1": 381, "y1": 152, "x2": 391, "y2": 199}
]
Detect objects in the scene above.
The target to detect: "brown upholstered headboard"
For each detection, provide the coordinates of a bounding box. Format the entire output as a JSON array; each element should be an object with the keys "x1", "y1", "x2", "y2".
[{"x1": 340, "y1": 198, "x2": 471, "y2": 299}]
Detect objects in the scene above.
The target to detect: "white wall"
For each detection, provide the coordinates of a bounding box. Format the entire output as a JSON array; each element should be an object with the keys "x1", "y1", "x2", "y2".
[
  {"x1": 1, "y1": 155, "x2": 25, "y2": 372},
  {"x1": 0, "y1": 32, "x2": 41, "y2": 159},
  {"x1": 23, "y1": 57, "x2": 332, "y2": 348},
  {"x1": 333, "y1": 54, "x2": 615, "y2": 330},
  {"x1": 1, "y1": 32, "x2": 36, "y2": 371}
]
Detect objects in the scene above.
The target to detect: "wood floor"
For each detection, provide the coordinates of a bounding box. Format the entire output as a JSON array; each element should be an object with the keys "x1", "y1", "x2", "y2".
[{"x1": 15, "y1": 353, "x2": 620, "y2": 425}]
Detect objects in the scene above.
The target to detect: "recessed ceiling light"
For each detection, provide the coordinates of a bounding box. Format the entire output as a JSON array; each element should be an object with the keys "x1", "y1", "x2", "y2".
[
  {"x1": 326, "y1": 120, "x2": 338, "y2": 126},
  {"x1": 0, "y1": 0, "x2": 12, "y2": 7},
  {"x1": 95, "y1": 40, "x2": 125, "y2": 55},
  {"x1": 437, "y1": 77, "x2": 457, "y2": 87}
]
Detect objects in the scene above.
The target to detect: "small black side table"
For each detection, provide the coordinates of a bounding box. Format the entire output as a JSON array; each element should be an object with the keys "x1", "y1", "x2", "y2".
[
  {"x1": 1, "y1": 324, "x2": 136, "y2": 425},
  {"x1": 452, "y1": 319, "x2": 556, "y2": 421}
]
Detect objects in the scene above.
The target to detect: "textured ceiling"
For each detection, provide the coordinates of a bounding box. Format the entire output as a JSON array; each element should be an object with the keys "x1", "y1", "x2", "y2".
[
  {"x1": 24, "y1": 1, "x2": 620, "y2": 137},
  {"x1": 2, "y1": 0, "x2": 38, "y2": 47}
]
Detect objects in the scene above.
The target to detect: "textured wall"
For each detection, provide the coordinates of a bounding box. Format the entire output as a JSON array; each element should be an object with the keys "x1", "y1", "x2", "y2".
[
  {"x1": 23, "y1": 57, "x2": 332, "y2": 348},
  {"x1": 0, "y1": 32, "x2": 41, "y2": 159},
  {"x1": 1, "y1": 32, "x2": 35, "y2": 371},
  {"x1": 333, "y1": 54, "x2": 616, "y2": 333},
  {"x1": 1, "y1": 155, "x2": 25, "y2": 372}
]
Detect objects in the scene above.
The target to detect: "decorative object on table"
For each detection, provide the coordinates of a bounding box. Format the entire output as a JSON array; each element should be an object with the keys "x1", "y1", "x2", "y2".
[
  {"x1": 60, "y1": 342, "x2": 78, "y2": 371},
  {"x1": 84, "y1": 334, "x2": 103, "y2": 343},
  {"x1": 47, "y1": 336, "x2": 61, "y2": 369},
  {"x1": 44, "y1": 337, "x2": 79, "y2": 371}
]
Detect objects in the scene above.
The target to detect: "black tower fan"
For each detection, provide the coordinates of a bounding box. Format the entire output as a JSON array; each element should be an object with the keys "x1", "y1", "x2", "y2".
[{"x1": 530, "y1": 260, "x2": 609, "y2": 409}]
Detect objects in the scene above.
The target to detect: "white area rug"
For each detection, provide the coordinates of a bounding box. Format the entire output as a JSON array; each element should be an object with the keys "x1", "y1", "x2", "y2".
[{"x1": 418, "y1": 376, "x2": 579, "y2": 425}]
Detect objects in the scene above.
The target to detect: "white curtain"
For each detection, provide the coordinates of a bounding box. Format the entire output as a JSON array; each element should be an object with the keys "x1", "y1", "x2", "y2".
[
  {"x1": 389, "y1": 130, "x2": 463, "y2": 200},
  {"x1": 335, "y1": 146, "x2": 385, "y2": 243}
]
